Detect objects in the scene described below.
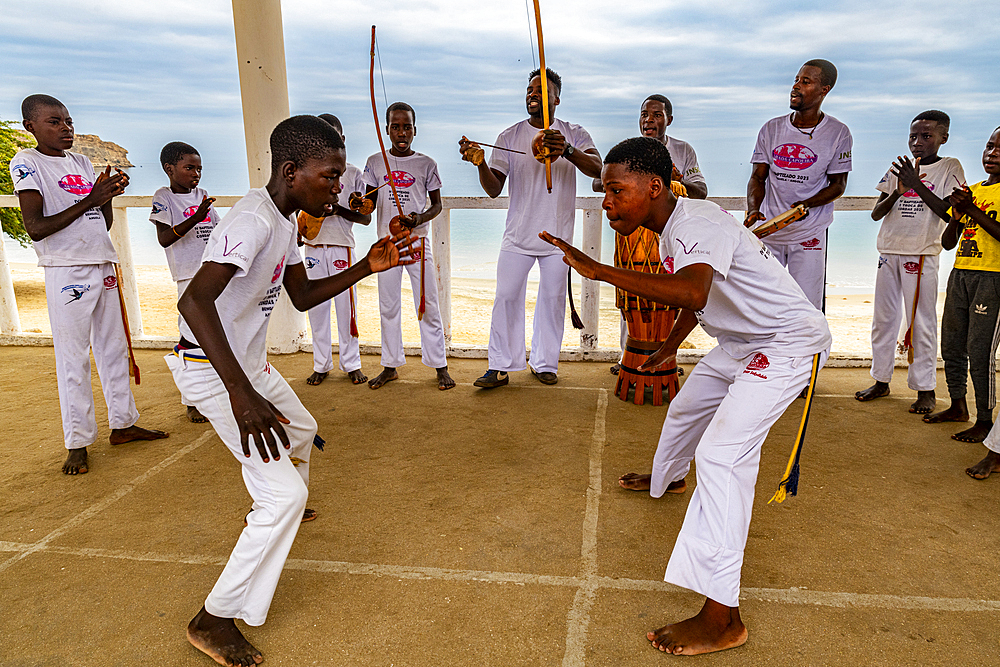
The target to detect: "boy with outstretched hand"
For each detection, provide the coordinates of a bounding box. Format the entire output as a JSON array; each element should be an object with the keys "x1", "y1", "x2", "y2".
[
  {"x1": 150, "y1": 141, "x2": 219, "y2": 423},
  {"x1": 10, "y1": 94, "x2": 167, "y2": 475},
  {"x1": 543, "y1": 137, "x2": 830, "y2": 656},
  {"x1": 171, "y1": 115, "x2": 413, "y2": 666}
]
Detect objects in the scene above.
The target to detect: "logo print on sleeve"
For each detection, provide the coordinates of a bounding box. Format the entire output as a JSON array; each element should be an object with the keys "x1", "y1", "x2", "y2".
[
  {"x1": 221, "y1": 235, "x2": 249, "y2": 263},
  {"x1": 11, "y1": 163, "x2": 35, "y2": 184},
  {"x1": 743, "y1": 352, "x2": 770, "y2": 379},
  {"x1": 61, "y1": 284, "x2": 90, "y2": 304},
  {"x1": 772, "y1": 144, "x2": 818, "y2": 171},
  {"x1": 58, "y1": 174, "x2": 93, "y2": 195},
  {"x1": 151, "y1": 201, "x2": 167, "y2": 215},
  {"x1": 272, "y1": 255, "x2": 286, "y2": 284}
]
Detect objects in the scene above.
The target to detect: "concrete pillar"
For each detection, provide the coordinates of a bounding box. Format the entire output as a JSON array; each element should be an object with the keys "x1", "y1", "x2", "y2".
[
  {"x1": 432, "y1": 208, "x2": 452, "y2": 343},
  {"x1": 0, "y1": 236, "x2": 21, "y2": 334},
  {"x1": 232, "y1": 0, "x2": 305, "y2": 353},
  {"x1": 580, "y1": 209, "x2": 602, "y2": 350},
  {"x1": 109, "y1": 205, "x2": 143, "y2": 336}
]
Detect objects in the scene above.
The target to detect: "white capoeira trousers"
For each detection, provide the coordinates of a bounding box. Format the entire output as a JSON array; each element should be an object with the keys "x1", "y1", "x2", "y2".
[
  {"x1": 764, "y1": 234, "x2": 827, "y2": 311},
  {"x1": 44, "y1": 263, "x2": 139, "y2": 449},
  {"x1": 165, "y1": 349, "x2": 317, "y2": 626},
  {"x1": 303, "y1": 245, "x2": 361, "y2": 373},
  {"x1": 377, "y1": 238, "x2": 447, "y2": 369},
  {"x1": 870, "y1": 253, "x2": 939, "y2": 391},
  {"x1": 651, "y1": 345, "x2": 829, "y2": 607},
  {"x1": 984, "y1": 421, "x2": 1000, "y2": 455},
  {"x1": 488, "y1": 250, "x2": 568, "y2": 374}
]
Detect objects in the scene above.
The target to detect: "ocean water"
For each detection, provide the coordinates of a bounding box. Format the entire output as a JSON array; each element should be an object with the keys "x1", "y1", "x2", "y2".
[{"x1": 2, "y1": 160, "x2": 957, "y2": 294}]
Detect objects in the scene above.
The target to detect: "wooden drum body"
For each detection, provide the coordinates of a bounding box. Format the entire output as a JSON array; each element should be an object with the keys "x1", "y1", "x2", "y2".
[{"x1": 614, "y1": 225, "x2": 679, "y2": 406}]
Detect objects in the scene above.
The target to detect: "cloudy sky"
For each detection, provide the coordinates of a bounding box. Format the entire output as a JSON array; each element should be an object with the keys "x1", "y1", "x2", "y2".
[{"x1": 3, "y1": 0, "x2": 999, "y2": 197}]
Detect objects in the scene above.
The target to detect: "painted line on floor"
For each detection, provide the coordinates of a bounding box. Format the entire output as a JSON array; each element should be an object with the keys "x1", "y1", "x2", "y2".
[
  {"x1": 561, "y1": 389, "x2": 608, "y2": 667},
  {"x1": 2, "y1": 541, "x2": 998, "y2": 614},
  {"x1": 0, "y1": 429, "x2": 215, "y2": 575}
]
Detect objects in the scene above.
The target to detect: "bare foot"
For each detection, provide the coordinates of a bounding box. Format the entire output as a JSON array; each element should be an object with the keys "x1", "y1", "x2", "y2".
[
  {"x1": 368, "y1": 367, "x2": 398, "y2": 390},
  {"x1": 924, "y1": 400, "x2": 970, "y2": 424},
  {"x1": 647, "y1": 598, "x2": 748, "y2": 656},
  {"x1": 909, "y1": 390, "x2": 936, "y2": 414},
  {"x1": 187, "y1": 606, "x2": 262, "y2": 666},
  {"x1": 62, "y1": 448, "x2": 88, "y2": 475},
  {"x1": 437, "y1": 366, "x2": 456, "y2": 391},
  {"x1": 952, "y1": 419, "x2": 993, "y2": 443},
  {"x1": 306, "y1": 371, "x2": 329, "y2": 386},
  {"x1": 347, "y1": 369, "x2": 367, "y2": 385},
  {"x1": 966, "y1": 451, "x2": 1000, "y2": 479},
  {"x1": 187, "y1": 406, "x2": 207, "y2": 423},
  {"x1": 618, "y1": 473, "x2": 686, "y2": 494},
  {"x1": 109, "y1": 425, "x2": 168, "y2": 446},
  {"x1": 855, "y1": 382, "x2": 890, "y2": 402}
]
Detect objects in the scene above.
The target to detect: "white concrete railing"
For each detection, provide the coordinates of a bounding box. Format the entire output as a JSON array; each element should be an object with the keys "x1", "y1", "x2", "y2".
[{"x1": 0, "y1": 194, "x2": 879, "y2": 362}]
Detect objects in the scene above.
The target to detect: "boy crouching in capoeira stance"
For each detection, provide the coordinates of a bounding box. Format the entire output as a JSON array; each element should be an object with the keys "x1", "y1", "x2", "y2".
[
  {"x1": 543, "y1": 137, "x2": 831, "y2": 655},
  {"x1": 170, "y1": 115, "x2": 414, "y2": 666}
]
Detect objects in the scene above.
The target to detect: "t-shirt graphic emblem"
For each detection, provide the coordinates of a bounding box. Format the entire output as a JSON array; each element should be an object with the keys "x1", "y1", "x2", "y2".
[
  {"x1": 59, "y1": 174, "x2": 93, "y2": 195},
  {"x1": 772, "y1": 143, "x2": 817, "y2": 171}
]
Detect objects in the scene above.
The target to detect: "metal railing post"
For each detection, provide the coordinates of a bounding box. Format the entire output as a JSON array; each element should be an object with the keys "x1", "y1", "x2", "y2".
[
  {"x1": 109, "y1": 204, "x2": 143, "y2": 336},
  {"x1": 432, "y1": 208, "x2": 452, "y2": 343}
]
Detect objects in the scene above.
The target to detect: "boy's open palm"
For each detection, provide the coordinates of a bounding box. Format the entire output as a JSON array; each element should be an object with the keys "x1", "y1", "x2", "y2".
[
  {"x1": 366, "y1": 233, "x2": 417, "y2": 273},
  {"x1": 539, "y1": 231, "x2": 600, "y2": 280}
]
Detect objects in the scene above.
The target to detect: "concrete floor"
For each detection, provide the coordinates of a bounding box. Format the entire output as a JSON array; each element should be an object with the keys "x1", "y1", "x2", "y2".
[{"x1": 1, "y1": 347, "x2": 998, "y2": 667}]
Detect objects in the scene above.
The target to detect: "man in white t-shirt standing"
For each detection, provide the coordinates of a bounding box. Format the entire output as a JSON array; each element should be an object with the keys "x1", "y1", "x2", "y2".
[
  {"x1": 745, "y1": 59, "x2": 853, "y2": 312},
  {"x1": 544, "y1": 137, "x2": 831, "y2": 655},
  {"x1": 11, "y1": 94, "x2": 168, "y2": 476},
  {"x1": 173, "y1": 115, "x2": 414, "y2": 666},
  {"x1": 363, "y1": 102, "x2": 453, "y2": 391},
  {"x1": 299, "y1": 114, "x2": 371, "y2": 387},
  {"x1": 150, "y1": 141, "x2": 220, "y2": 423},
  {"x1": 459, "y1": 68, "x2": 603, "y2": 387}
]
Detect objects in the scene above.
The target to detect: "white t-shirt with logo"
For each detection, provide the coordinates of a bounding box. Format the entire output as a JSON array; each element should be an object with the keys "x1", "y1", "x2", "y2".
[
  {"x1": 362, "y1": 153, "x2": 442, "y2": 239},
  {"x1": 875, "y1": 156, "x2": 965, "y2": 256},
  {"x1": 310, "y1": 163, "x2": 365, "y2": 247},
  {"x1": 149, "y1": 186, "x2": 220, "y2": 282},
  {"x1": 490, "y1": 118, "x2": 597, "y2": 255},
  {"x1": 9, "y1": 148, "x2": 117, "y2": 267},
  {"x1": 751, "y1": 113, "x2": 853, "y2": 244},
  {"x1": 660, "y1": 198, "x2": 831, "y2": 359},
  {"x1": 179, "y1": 188, "x2": 302, "y2": 375},
  {"x1": 666, "y1": 136, "x2": 706, "y2": 186}
]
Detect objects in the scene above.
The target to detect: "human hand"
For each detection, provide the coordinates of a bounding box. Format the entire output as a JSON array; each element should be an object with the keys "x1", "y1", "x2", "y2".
[
  {"x1": 744, "y1": 211, "x2": 765, "y2": 228},
  {"x1": 541, "y1": 128, "x2": 566, "y2": 157},
  {"x1": 366, "y1": 233, "x2": 417, "y2": 273},
  {"x1": 89, "y1": 166, "x2": 128, "y2": 205},
  {"x1": 638, "y1": 343, "x2": 677, "y2": 372},
  {"x1": 230, "y1": 386, "x2": 291, "y2": 463},
  {"x1": 459, "y1": 136, "x2": 485, "y2": 166},
  {"x1": 891, "y1": 156, "x2": 926, "y2": 194},
  {"x1": 539, "y1": 231, "x2": 600, "y2": 280},
  {"x1": 671, "y1": 165, "x2": 683, "y2": 182},
  {"x1": 191, "y1": 195, "x2": 215, "y2": 223},
  {"x1": 947, "y1": 186, "x2": 975, "y2": 215}
]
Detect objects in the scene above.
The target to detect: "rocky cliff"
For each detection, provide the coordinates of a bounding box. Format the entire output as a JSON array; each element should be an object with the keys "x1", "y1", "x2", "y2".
[{"x1": 11, "y1": 128, "x2": 133, "y2": 168}]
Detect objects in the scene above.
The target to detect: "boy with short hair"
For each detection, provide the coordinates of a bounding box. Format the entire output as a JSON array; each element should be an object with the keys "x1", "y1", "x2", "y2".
[
  {"x1": 150, "y1": 141, "x2": 219, "y2": 422},
  {"x1": 10, "y1": 94, "x2": 167, "y2": 475},
  {"x1": 298, "y1": 113, "x2": 371, "y2": 387},
  {"x1": 855, "y1": 111, "x2": 964, "y2": 414},
  {"x1": 363, "y1": 101, "x2": 454, "y2": 391},
  {"x1": 173, "y1": 115, "x2": 413, "y2": 665},
  {"x1": 926, "y1": 126, "x2": 1000, "y2": 445}
]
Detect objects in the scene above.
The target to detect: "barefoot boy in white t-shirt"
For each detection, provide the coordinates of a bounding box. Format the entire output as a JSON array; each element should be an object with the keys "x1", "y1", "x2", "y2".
[
  {"x1": 173, "y1": 115, "x2": 414, "y2": 666},
  {"x1": 854, "y1": 111, "x2": 963, "y2": 414},
  {"x1": 150, "y1": 141, "x2": 220, "y2": 423},
  {"x1": 10, "y1": 94, "x2": 167, "y2": 475}
]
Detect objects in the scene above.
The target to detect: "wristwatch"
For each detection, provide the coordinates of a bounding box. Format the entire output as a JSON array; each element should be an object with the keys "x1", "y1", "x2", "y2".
[{"x1": 563, "y1": 144, "x2": 576, "y2": 159}]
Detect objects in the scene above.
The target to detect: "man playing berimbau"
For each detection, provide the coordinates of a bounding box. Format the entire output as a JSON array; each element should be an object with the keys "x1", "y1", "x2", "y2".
[{"x1": 542, "y1": 137, "x2": 831, "y2": 655}]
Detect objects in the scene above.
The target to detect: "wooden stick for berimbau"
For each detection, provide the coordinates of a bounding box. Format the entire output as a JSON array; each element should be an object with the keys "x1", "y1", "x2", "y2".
[
  {"x1": 532, "y1": 0, "x2": 552, "y2": 194},
  {"x1": 113, "y1": 263, "x2": 140, "y2": 384},
  {"x1": 466, "y1": 141, "x2": 526, "y2": 155}
]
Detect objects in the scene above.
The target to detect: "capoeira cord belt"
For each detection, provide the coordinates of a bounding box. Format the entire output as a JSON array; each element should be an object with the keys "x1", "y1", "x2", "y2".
[
  {"x1": 898, "y1": 255, "x2": 924, "y2": 363},
  {"x1": 768, "y1": 352, "x2": 822, "y2": 504}
]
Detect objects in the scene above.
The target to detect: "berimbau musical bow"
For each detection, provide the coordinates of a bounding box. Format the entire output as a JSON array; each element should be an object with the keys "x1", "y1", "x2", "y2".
[
  {"x1": 531, "y1": 0, "x2": 553, "y2": 194},
  {"x1": 370, "y1": 25, "x2": 425, "y2": 319}
]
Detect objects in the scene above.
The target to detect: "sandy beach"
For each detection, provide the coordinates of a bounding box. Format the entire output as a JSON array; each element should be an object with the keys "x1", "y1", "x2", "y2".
[{"x1": 7, "y1": 261, "x2": 943, "y2": 358}]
